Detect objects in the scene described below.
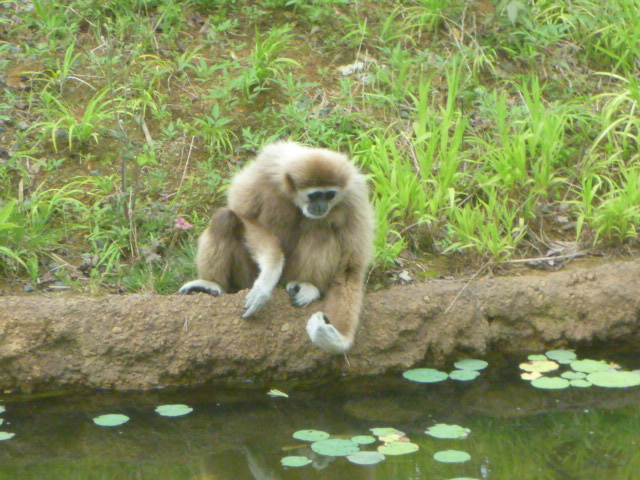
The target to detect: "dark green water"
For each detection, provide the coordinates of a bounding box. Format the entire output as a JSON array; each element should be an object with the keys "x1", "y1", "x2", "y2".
[{"x1": 1, "y1": 359, "x2": 639, "y2": 480}]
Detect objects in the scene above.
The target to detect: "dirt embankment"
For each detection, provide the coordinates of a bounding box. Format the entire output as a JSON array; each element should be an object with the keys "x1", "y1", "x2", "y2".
[{"x1": 0, "y1": 260, "x2": 639, "y2": 392}]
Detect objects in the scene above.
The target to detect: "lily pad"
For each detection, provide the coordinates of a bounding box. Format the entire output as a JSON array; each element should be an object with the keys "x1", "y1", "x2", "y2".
[
  {"x1": 0, "y1": 406, "x2": 5, "y2": 414},
  {"x1": 528, "y1": 354, "x2": 548, "y2": 362},
  {"x1": 281, "y1": 455, "x2": 312, "y2": 468},
  {"x1": 561, "y1": 371, "x2": 586, "y2": 380},
  {"x1": 346, "y1": 451, "x2": 386, "y2": 465},
  {"x1": 378, "y1": 441, "x2": 419, "y2": 456},
  {"x1": 370, "y1": 427, "x2": 404, "y2": 437},
  {"x1": 433, "y1": 449, "x2": 471, "y2": 463},
  {"x1": 587, "y1": 371, "x2": 640, "y2": 388},
  {"x1": 449, "y1": 369, "x2": 480, "y2": 381},
  {"x1": 521, "y1": 371, "x2": 542, "y2": 381},
  {"x1": 570, "y1": 359, "x2": 610, "y2": 373},
  {"x1": 545, "y1": 349, "x2": 577, "y2": 364},
  {"x1": 92, "y1": 414, "x2": 130, "y2": 427},
  {"x1": 454, "y1": 359, "x2": 488, "y2": 371},
  {"x1": 531, "y1": 376, "x2": 570, "y2": 390},
  {"x1": 155, "y1": 404, "x2": 193, "y2": 417},
  {"x1": 0, "y1": 432, "x2": 14, "y2": 441},
  {"x1": 311, "y1": 438, "x2": 359, "y2": 457},
  {"x1": 293, "y1": 429, "x2": 330, "y2": 442},
  {"x1": 402, "y1": 368, "x2": 448, "y2": 383},
  {"x1": 351, "y1": 435, "x2": 376, "y2": 445},
  {"x1": 570, "y1": 379, "x2": 592, "y2": 388},
  {"x1": 520, "y1": 360, "x2": 559, "y2": 373},
  {"x1": 425, "y1": 424, "x2": 470, "y2": 440}
]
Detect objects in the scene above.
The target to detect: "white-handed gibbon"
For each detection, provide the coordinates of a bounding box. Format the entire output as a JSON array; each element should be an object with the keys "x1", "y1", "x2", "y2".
[{"x1": 179, "y1": 141, "x2": 374, "y2": 354}]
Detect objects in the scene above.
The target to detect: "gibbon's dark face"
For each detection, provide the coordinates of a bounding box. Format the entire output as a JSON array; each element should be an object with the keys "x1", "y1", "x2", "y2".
[{"x1": 297, "y1": 187, "x2": 340, "y2": 219}]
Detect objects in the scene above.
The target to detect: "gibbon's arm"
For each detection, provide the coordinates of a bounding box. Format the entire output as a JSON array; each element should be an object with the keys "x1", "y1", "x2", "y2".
[
  {"x1": 306, "y1": 257, "x2": 368, "y2": 354},
  {"x1": 240, "y1": 217, "x2": 285, "y2": 318}
]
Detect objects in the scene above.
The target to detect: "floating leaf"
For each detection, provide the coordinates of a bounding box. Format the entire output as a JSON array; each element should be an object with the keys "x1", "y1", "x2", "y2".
[
  {"x1": 545, "y1": 350, "x2": 577, "y2": 364},
  {"x1": 531, "y1": 376, "x2": 570, "y2": 390},
  {"x1": 425, "y1": 424, "x2": 470, "y2": 440},
  {"x1": 311, "y1": 438, "x2": 359, "y2": 457},
  {"x1": 92, "y1": 414, "x2": 130, "y2": 427},
  {"x1": 378, "y1": 441, "x2": 419, "y2": 456},
  {"x1": 570, "y1": 379, "x2": 592, "y2": 388},
  {"x1": 561, "y1": 371, "x2": 586, "y2": 380},
  {"x1": 449, "y1": 370, "x2": 480, "y2": 381},
  {"x1": 570, "y1": 359, "x2": 610, "y2": 373},
  {"x1": 520, "y1": 360, "x2": 559, "y2": 373},
  {"x1": 454, "y1": 359, "x2": 488, "y2": 371},
  {"x1": 346, "y1": 451, "x2": 386, "y2": 465},
  {"x1": 587, "y1": 371, "x2": 640, "y2": 388},
  {"x1": 155, "y1": 404, "x2": 193, "y2": 417},
  {"x1": 0, "y1": 432, "x2": 14, "y2": 441},
  {"x1": 521, "y1": 371, "x2": 542, "y2": 381},
  {"x1": 379, "y1": 433, "x2": 405, "y2": 443},
  {"x1": 293, "y1": 429, "x2": 330, "y2": 442},
  {"x1": 0, "y1": 406, "x2": 5, "y2": 414},
  {"x1": 528, "y1": 354, "x2": 548, "y2": 361},
  {"x1": 370, "y1": 427, "x2": 404, "y2": 437},
  {"x1": 402, "y1": 368, "x2": 448, "y2": 383},
  {"x1": 281, "y1": 455, "x2": 312, "y2": 467},
  {"x1": 434, "y1": 449, "x2": 471, "y2": 463},
  {"x1": 351, "y1": 435, "x2": 376, "y2": 445},
  {"x1": 267, "y1": 389, "x2": 289, "y2": 398}
]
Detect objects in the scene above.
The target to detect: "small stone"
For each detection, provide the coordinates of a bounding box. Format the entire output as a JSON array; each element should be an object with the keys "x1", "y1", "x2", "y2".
[
  {"x1": 281, "y1": 322, "x2": 290, "y2": 332},
  {"x1": 23, "y1": 284, "x2": 35, "y2": 293},
  {"x1": 16, "y1": 121, "x2": 29, "y2": 131},
  {"x1": 112, "y1": 326, "x2": 122, "y2": 334}
]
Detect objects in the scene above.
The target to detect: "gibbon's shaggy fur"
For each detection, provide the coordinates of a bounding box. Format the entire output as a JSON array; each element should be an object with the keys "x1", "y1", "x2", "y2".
[{"x1": 179, "y1": 141, "x2": 374, "y2": 353}]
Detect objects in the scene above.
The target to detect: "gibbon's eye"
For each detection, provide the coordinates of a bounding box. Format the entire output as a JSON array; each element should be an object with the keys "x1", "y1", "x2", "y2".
[
  {"x1": 307, "y1": 191, "x2": 324, "y2": 202},
  {"x1": 324, "y1": 190, "x2": 337, "y2": 201}
]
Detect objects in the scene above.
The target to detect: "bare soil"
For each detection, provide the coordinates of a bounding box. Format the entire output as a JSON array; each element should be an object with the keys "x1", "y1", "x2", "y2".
[{"x1": 0, "y1": 259, "x2": 639, "y2": 392}]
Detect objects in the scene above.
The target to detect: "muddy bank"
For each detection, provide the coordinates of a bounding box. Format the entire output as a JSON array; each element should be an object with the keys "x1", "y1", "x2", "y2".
[{"x1": 0, "y1": 260, "x2": 639, "y2": 392}]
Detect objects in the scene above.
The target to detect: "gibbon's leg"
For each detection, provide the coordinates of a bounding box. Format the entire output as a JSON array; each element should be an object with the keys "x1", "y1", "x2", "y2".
[
  {"x1": 241, "y1": 218, "x2": 285, "y2": 318},
  {"x1": 306, "y1": 266, "x2": 365, "y2": 354},
  {"x1": 178, "y1": 209, "x2": 253, "y2": 296},
  {"x1": 285, "y1": 281, "x2": 321, "y2": 307}
]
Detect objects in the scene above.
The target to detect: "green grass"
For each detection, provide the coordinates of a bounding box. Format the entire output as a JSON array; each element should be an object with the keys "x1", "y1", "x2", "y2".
[{"x1": 1, "y1": 0, "x2": 639, "y2": 291}]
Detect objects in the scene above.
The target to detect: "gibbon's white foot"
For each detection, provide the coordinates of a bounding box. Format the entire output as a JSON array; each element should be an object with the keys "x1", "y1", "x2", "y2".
[
  {"x1": 178, "y1": 279, "x2": 223, "y2": 296},
  {"x1": 286, "y1": 282, "x2": 321, "y2": 307},
  {"x1": 306, "y1": 312, "x2": 352, "y2": 354}
]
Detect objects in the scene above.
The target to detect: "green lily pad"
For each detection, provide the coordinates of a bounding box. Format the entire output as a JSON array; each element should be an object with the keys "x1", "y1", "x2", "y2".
[
  {"x1": 561, "y1": 371, "x2": 586, "y2": 380},
  {"x1": 570, "y1": 359, "x2": 610, "y2": 373},
  {"x1": 293, "y1": 429, "x2": 330, "y2": 442},
  {"x1": 0, "y1": 406, "x2": 5, "y2": 414},
  {"x1": 92, "y1": 414, "x2": 130, "y2": 427},
  {"x1": 449, "y1": 369, "x2": 480, "y2": 381},
  {"x1": 155, "y1": 404, "x2": 193, "y2": 417},
  {"x1": 528, "y1": 354, "x2": 548, "y2": 361},
  {"x1": 0, "y1": 432, "x2": 14, "y2": 441},
  {"x1": 351, "y1": 435, "x2": 376, "y2": 445},
  {"x1": 281, "y1": 455, "x2": 312, "y2": 468},
  {"x1": 454, "y1": 359, "x2": 488, "y2": 371},
  {"x1": 378, "y1": 441, "x2": 419, "y2": 456},
  {"x1": 531, "y1": 376, "x2": 570, "y2": 390},
  {"x1": 587, "y1": 371, "x2": 640, "y2": 388},
  {"x1": 520, "y1": 360, "x2": 559, "y2": 373},
  {"x1": 545, "y1": 350, "x2": 577, "y2": 364},
  {"x1": 311, "y1": 438, "x2": 359, "y2": 457},
  {"x1": 434, "y1": 450, "x2": 471, "y2": 463},
  {"x1": 346, "y1": 451, "x2": 386, "y2": 465},
  {"x1": 570, "y1": 379, "x2": 592, "y2": 388},
  {"x1": 425, "y1": 424, "x2": 470, "y2": 440},
  {"x1": 402, "y1": 368, "x2": 448, "y2": 383}
]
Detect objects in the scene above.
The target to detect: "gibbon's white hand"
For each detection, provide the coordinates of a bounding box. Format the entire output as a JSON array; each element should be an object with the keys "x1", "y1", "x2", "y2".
[
  {"x1": 242, "y1": 283, "x2": 272, "y2": 318},
  {"x1": 286, "y1": 282, "x2": 321, "y2": 307},
  {"x1": 306, "y1": 312, "x2": 351, "y2": 354}
]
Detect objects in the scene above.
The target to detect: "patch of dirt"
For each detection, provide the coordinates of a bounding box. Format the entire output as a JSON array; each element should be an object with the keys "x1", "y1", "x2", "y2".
[{"x1": 0, "y1": 259, "x2": 639, "y2": 392}]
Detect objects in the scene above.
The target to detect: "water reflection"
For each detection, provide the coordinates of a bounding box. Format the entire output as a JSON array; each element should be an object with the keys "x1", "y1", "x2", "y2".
[{"x1": 0, "y1": 365, "x2": 639, "y2": 480}]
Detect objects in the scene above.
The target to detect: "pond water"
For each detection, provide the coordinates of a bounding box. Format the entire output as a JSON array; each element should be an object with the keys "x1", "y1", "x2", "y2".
[{"x1": 0, "y1": 354, "x2": 639, "y2": 480}]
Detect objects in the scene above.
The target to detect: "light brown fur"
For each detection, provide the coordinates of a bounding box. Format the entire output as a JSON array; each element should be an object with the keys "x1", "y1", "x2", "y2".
[{"x1": 180, "y1": 141, "x2": 374, "y2": 353}]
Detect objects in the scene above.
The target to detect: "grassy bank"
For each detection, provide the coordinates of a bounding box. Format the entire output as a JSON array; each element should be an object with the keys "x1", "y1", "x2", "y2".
[{"x1": 0, "y1": 0, "x2": 638, "y2": 293}]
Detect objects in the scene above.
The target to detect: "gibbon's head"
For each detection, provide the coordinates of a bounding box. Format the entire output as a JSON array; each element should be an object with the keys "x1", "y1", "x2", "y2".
[{"x1": 282, "y1": 146, "x2": 354, "y2": 220}]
